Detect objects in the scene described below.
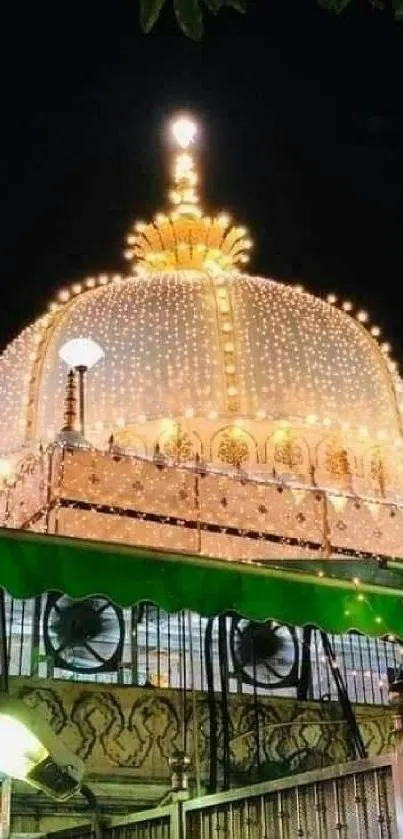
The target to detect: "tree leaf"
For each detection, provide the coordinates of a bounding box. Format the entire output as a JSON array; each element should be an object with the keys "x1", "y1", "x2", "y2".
[
  {"x1": 221, "y1": 0, "x2": 247, "y2": 12},
  {"x1": 174, "y1": 0, "x2": 204, "y2": 39},
  {"x1": 202, "y1": 0, "x2": 221, "y2": 14},
  {"x1": 140, "y1": 0, "x2": 167, "y2": 33},
  {"x1": 203, "y1": 0, "x2": 246, "y2": 11},
  {"x1": 317, "y1": 0, "x2": 352, "y2": 12},
  {"x1": 392, "y1": 0, "x2": 403, "y2": 19}
]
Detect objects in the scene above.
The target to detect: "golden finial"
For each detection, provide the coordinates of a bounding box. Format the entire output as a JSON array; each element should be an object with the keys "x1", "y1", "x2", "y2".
[
  {"x1": 169, "y1": 116, "x2": 200, "y2": 216},
  {"x1": 124, "y1": 114, "x2": 252, "y2": 275}
]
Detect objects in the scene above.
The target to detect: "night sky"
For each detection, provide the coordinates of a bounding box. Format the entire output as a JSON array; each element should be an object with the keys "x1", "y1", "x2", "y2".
[{"x1": 0, "y1": 1, "x2": 402, "y2": 356}]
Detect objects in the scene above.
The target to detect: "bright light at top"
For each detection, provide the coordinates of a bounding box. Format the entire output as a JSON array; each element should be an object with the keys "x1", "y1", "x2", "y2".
[
  {"x1": 171, "y1": 115, "x2": 197, "y2": 149},
  {"x1": 59, "y1": 338, "x2": 104, "y2": 370}
]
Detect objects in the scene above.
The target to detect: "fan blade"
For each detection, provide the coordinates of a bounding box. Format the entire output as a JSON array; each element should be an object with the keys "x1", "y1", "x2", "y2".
[
  {"x1": 262, "y1": 661, "x2": 290, "y2": 680},
  {"x1": 82, "y1": 641, "x2": 109, "y2": 665},
  {"x1": 95, "y1": 602, "x2": 112, "y2": 615}
]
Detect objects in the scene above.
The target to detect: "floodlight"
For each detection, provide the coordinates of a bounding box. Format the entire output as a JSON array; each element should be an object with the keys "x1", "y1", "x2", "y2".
[{"x1": 0, "y1": 695, "x2": 84, "y2": 801}]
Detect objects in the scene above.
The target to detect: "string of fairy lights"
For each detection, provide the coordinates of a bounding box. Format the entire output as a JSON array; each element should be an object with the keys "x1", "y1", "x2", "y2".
[
  {"x1": 2, "y1": 441, "x2": 403, "y2": 641},
  {"x1": 0, "y1": 112, "x2": 402, "y2": 527}
]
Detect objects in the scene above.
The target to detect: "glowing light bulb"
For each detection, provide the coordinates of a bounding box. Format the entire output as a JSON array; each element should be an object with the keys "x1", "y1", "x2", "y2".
[
  {"x1": 58, "y1": 289, "x2": 70, "y2": 303},
  {"x1": 171, "y1": 115, "x2": 197, "y2": 149},
  {"x1": 59, "y1": 338, "x2": 104, "y2": 370}
]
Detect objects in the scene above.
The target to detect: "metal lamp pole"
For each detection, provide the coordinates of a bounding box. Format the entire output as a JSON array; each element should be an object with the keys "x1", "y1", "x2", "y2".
[{"x1": 75, "y1": 365, "x2": 88, "y2": 437}]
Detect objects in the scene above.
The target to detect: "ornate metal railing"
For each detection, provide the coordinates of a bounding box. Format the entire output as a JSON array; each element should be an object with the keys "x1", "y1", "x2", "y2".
[
  {"x1": 46, "y1": 756, "x2": 400, "y2": 839},
  {"x1": 46, "y1": 806, "x2": 177, "y2": 839},
  {"x1": 4, "y1": 593, "x2": 401, "y2": 706}
]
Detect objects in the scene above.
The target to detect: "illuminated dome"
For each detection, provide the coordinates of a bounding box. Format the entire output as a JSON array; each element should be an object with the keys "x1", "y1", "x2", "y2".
[{"x1": 0, "y1": 115, "x2": 402, "y2": 498}]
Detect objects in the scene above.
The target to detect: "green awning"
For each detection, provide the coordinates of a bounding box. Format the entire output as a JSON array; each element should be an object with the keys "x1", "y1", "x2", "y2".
[{"x1": 1, "y1": 528, "x2": 403, "y2": 638}]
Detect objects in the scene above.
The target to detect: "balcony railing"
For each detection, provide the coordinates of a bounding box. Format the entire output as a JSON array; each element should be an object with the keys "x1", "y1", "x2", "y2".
[
  {"x1": 45, "y1": 755, "x2": 400, "y2": 839},
  {"x1": 4, "y1": 594, "x2": 402, "y2": 707}
]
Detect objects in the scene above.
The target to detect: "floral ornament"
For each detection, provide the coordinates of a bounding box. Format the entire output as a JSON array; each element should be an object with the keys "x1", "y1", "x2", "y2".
[
  {"x1": 274, "y1": 435, "x2": 304, "y2": 470},
  {"x1": 162, "y1": 425, "x2": 194, "y2": 462},
  {"x1": 369, "y1": 446, "x2": 387, "y2": 496},
  {"x1": 217, "y1": 429, "x2": 250, "y2": 466},
  {"x1": 325, "y1": 443, "x2": 350, "y2": 478}
]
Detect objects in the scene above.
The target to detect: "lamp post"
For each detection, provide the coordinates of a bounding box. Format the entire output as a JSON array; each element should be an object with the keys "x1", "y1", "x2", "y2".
[{"x1": 59, "y1": 338, "x2": 104, "y2": 437}]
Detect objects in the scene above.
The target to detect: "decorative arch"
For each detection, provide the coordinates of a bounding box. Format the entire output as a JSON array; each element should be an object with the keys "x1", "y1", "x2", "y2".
[
  {"x1": 265, "y1": 428, "x2": 310, "y2": 478},
  {"x1": 211, "y1": 425, "x2": 258, "y2": 467},
  {"x1": 157, "y1": 423, "x2": 202, "y2": 463},
  {"x1": 315, "y1": 436, "x2": 352, "y2": 488},
  {"x1": 113, "y1": 426, "x2": 148, "y2": 457},
  {"x1": 367, "y1": 445, "x2": 387, "y2": 497}
]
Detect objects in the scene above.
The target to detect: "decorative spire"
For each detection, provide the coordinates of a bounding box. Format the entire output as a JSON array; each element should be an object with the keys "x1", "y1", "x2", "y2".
[
  {"x1": 169, "y1": 116, "x2": 200, "y2": 216},
  {"x1": 124, "y1": 114, "x2": 253, "y2": 275},
  {"x1": 62, "y1": 370, "x2": 77, "y2": 433}
]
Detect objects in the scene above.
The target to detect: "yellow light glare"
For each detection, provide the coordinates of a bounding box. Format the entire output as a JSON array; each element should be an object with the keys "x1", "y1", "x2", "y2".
[
  {"x1": 0, "y1": 458, "x2": 13, "y2": 482},
  {"x1": 161, "y1": 418, "x2": 176, "y2": 433},
  {"x1": 0, "y1": 714, "x2": 48, "y2": 781},
  {"x1": 171, "y1": 115, "x2": 197, "y2": 149},
  {"x1": 357, "y1": 310, "x2": 368, "y2": 323}
]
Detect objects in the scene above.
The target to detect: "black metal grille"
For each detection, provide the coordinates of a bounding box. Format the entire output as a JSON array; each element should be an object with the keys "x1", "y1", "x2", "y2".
[{"x1": 4, "y1": 594, "x2": 401, "y2": 706}]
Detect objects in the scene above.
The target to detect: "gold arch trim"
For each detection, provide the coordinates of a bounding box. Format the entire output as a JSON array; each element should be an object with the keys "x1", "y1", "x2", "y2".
[{"x1": 208, "y1": 273, "x2": 240, "y2": 414}]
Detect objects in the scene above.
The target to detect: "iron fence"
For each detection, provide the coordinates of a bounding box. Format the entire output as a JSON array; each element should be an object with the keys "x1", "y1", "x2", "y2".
[
  {"x1": 183, "y1": 756, "x2": 398, "y2": 839},
  {"x1": 45, "y1": 756, "x2": 400, "y2": 839},
  {"x1": 4, "y1": 593, "x2": 402, "y2": 706},
  {"x1": 45, "y1": 806, "x2": 177, "y2": 839}
]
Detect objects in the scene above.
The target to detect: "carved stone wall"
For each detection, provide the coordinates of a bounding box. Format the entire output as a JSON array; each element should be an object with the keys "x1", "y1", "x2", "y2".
[
  {"x1": 7, "y1": 677, "x2": 394, "y2": 835},
  {"x1": 10, "y1": 678, "x2": 393, "y2": 784}
]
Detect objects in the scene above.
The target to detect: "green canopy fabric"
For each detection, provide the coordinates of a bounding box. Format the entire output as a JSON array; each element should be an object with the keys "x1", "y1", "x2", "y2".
[{"x1": 1, "y1": 528, "x2": 403, "y2": 638}]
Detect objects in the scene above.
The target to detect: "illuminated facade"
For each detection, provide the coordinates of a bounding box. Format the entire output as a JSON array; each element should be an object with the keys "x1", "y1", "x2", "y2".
[
  {"x1": 1, "y1": 115, "x2": 403, "y2": 560},
  {"x1": 2, "y1": 115, "x2": 403, "y2": 836}
]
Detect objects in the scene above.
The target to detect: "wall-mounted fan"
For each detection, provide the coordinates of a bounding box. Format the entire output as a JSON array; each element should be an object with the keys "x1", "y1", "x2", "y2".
[
  {"x1": 229, "y1": 617, "x2": 299, "y2": 690},
  {"x1": 43, "y1": 594, "x2": 125, "y2": 674}
]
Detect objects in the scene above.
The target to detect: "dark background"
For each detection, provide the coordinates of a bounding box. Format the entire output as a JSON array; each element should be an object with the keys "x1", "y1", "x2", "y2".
[{"x1": 0, "y1": 1, "x2": 402, "y2": 354}]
